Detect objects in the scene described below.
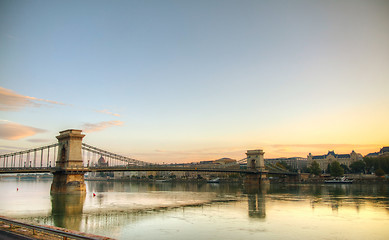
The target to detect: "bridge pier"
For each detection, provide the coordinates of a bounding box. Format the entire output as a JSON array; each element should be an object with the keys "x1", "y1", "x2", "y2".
[
  {"x1": 50, "y1": 130, "x2": 86, "y2": 194},
  {"x1": 244, "y1": 149, "x2": 269, "y2": 187},
  {"x1": 244, "y1": 172, "x2": 269, "y2": 185},
  {"x1": 51, "y1": 172, "x2": 86, "y2": 193}
]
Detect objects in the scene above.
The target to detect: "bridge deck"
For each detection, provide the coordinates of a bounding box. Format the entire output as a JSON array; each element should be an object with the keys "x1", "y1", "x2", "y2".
[{"x1": 0, "y1": 166, "x2": 297, "y2": 175}]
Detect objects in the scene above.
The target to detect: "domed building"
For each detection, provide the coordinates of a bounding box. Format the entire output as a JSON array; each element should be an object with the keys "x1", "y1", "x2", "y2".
[
  {"x1": 93, "y1": 156, "x2": 113, "y2": 178},
  {"x1": 98, "y1": 156, "x2": 108, "y2": 167}
]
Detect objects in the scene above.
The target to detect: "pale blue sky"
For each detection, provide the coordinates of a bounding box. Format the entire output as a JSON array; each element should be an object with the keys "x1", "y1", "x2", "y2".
[{"x1": 1, "y1": 0, "x2": 388, "y2": 162}]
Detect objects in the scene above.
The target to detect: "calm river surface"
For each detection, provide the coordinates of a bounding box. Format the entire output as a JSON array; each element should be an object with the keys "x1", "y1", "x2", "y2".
[{"x1": 0, "y1": 178, "x2": 389, "y2": 239}]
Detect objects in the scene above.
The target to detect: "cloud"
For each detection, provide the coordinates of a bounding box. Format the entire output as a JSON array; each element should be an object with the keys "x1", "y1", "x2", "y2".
[
  {"x1": 269, "y1": 144, "x2": 376, "y2": 149},
  {"x1": 27, "y1": 139, "x2": 51, "y2": 143},
  {"x1": 154, "y1": 147, "x2": 244, "y2": 156},
  {"x1": 132, "y1": 146, "x2": 248, "y2": 164},
  {"x1": 96, "y1": 109, "x2": 120, "y2": 117},
  {"x1": 0, "y1": 145, "x2": 27, "y2": 151},
  {"x1": 0, "y1": 145, "x2": 28, "y2": 155},
  {"x1": 82, "y1": 121, "x2": 124, "y2": 133},
  {"x1": 6, "y1": 34, "x2": 18, "y2": 40},
  {"x1": 0, "y1": 121, "x2": 47, "y2": 140},
  {"x1": 0, "y1": 87, "x2": 66, "y2": 111}
]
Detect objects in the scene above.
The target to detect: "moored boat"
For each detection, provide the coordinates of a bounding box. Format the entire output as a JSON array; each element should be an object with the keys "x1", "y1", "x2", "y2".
[
  {"x1": 325, "y1": 176, "x2": 353, "y2": 184},
  {"x1": 207, "y1": 177, "x2": 220, "y2": 183}
]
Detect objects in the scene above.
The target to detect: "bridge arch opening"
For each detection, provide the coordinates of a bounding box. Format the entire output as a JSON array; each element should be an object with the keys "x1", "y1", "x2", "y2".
[
  {"x1": 57, "y1": 145, "x2": 67, "y2": 168},
  {"x1": 250, "y1": 159, "x2": 256, "y2": 170}
]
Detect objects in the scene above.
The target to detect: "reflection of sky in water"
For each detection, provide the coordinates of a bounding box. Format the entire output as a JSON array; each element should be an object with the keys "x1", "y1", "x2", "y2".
[
  {"x1": 84, "y1": 191, "x2": 218, "y2": 213},
  {"x1": 1, "y1": 180, "x2": 389, "y2": 239},
  {"x1": 0, "y1": 179, "x2": 52, "y2": 217}
]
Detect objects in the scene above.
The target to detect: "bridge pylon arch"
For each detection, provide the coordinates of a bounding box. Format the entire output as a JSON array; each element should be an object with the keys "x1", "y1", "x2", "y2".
[
  {"x1": 245, "y1": 149, "x2": 269, "y2": 186},
  {"x1": 51, "y1": 129, "x2": 86, "y2": 194}
]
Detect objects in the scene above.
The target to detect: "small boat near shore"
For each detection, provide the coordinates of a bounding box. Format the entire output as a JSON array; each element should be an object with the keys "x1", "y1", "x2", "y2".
[
  {"x1": 155, "y1": 179, "x2": 170, "y2": 183},
  {"x1": 207, "y1": 178, "x2": 220, "y2": 183},
  {"x1": 325, "y1": 176, "x2": 353, "y2": 184}
]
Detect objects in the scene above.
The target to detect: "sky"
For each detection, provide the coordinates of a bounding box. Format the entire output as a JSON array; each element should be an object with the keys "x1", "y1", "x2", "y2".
[{"x1": 0, "y1": 0, "x2": 388, "y2": 163}]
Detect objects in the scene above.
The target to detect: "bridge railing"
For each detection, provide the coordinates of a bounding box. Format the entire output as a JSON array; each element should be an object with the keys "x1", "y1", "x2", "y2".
[
  {"x1": 82, "y1": 143, "x2": 150, "y2": 167},
  {"x1": 0, "y1": 143, "x2": 59, "y2": 169},
  {"x1": 0, "y1": 142, "x2": 295, "y2": 175},
  {"x1": 264, "y1": 161, "x2": 292, "y2": 174}
]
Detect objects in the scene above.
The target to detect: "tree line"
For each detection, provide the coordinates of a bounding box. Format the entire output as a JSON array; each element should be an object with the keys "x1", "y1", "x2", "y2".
[{"x1": 308, "y1": 155, "x2": 389, "y2": 177}]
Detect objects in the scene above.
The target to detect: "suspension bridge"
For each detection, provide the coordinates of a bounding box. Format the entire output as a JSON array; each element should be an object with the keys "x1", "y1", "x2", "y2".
[{"x1": 0, "y1": 129, "x2": 296, "y2": 192}]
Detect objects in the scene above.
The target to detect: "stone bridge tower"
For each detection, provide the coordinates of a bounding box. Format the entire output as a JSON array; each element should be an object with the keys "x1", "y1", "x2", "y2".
[
  {"x1": 246, "y1": 149, "x2": 265, "y2": 170},
  {"x1": 51, "y1": 129, "x2": 86, "y2": 194},
  {"x1": 245, "y1": 149, "x2": 268, "y2": 185}
]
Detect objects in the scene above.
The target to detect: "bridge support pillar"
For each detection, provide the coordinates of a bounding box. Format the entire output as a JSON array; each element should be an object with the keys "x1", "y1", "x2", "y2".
[
  {"x1": 244, "y1": 172, "x2": 269, "y2": 187},
  {"x1": 244, "y1": 149, "x2": 269, "y2": 187},
  {"x1": 51, "y1": 130, "x2": 86, "y2": 194},
  {"x1": 51, "y1": 172, "x2": 86, "y2": 193}
]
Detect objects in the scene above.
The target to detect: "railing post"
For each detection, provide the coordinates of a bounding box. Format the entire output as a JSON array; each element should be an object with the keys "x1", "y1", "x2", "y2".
[
  {"x1": 41, "y1": 149, "x2": 43, "y2": 168},
  {"x1": 47, "y1": 146, "x2": 50, "y2": 167},
  {"x1": 34, "y1": 150, "x2": 37, "y2": 168}
]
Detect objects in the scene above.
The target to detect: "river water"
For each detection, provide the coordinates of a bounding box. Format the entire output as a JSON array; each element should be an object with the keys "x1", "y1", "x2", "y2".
[{"x1": 0, "y1": 178, "x2": 388, "y2": 240}]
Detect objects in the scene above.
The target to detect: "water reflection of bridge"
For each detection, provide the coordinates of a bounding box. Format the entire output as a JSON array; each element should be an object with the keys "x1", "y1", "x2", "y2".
[
  {"x1": 18, "y1": 182, "x2": 267, "y2": 234},
  {"x1": 247, "y1": 188, "x2": 267, "y2": 219}
]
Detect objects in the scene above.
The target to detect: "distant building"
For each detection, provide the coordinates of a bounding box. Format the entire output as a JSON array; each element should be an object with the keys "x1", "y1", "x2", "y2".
[
  {"x1": 199, "y1": 160, "x2": 214, "y2": 164},
  {"x1": 307, "y1": 150, "x2": 362, "y2": 171},
  {"x1": 98, "y1": 156, "x2": 108, "y2": 167},
  {"x1": 365, "y1": 152, "x2": 379, "y2": 158},
  {"x1": 379, "y1": 147, "x2": 389, "y2": 156},
  {"x1": 365, "y1": 147, "x2": 389, "y2": 158},
  {"x1": 265, "y1": 157, "x2": 307, "y2": 170},
  {"x1": 214, "y1": 158, "x2": 237, "y2": 165},
  {"x1": 94, "y1": 156, "x2": 114, "y2": 178}
]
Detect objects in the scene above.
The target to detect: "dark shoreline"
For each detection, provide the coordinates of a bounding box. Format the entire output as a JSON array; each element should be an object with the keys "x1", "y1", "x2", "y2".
[{"x1": 85, "y1": 177, "x2": 389, "y2": 184}]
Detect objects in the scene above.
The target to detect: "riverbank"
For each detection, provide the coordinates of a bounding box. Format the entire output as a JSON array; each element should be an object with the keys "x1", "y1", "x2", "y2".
[
  {"x1": 86, "y1": 174, "x2": 389, "y2": 184},
  {"x1": 286, "y1": 173, "x2": 389, "y2": 184}
]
